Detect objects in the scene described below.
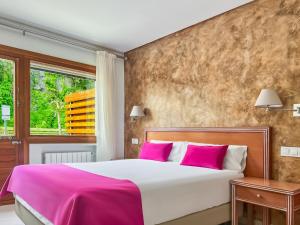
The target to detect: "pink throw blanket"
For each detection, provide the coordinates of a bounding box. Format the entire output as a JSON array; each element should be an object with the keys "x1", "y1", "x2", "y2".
[{"x1": 0, "y1": 164, "x2": 144, "y2": 225}]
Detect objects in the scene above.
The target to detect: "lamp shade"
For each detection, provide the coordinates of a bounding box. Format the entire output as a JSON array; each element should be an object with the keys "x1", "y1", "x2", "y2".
[
  {"x1": 255, "y1": 89, "x2": 283, "y2": 108},
  {"x1": 130, "y1": 106, "x2": 145, "y2": 117}
]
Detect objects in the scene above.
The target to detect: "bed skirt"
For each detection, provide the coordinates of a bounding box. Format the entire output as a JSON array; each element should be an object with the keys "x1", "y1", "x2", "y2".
[{"x1": 15, "y1": 199, "x2": 231, "y2": 225}]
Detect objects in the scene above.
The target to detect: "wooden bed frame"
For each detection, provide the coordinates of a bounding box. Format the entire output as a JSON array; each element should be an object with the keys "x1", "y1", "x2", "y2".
[
  {"x1": 15, "y1": 127, "x2": 271, "y2": 225},
  {"x1": 145, "y1": 127, "x2": 270, "y2": 179}
]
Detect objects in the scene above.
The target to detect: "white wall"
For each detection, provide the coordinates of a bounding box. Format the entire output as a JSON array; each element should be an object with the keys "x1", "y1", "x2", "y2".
[
  {"x1": 0, "y1": 25, "x2": 125, "y2": 162},
  {"x1": 0, "y1": 25, "x2": 97, "y2": 65}
]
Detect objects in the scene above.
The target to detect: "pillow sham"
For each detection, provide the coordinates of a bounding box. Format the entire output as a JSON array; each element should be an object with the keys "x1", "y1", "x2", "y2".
[
  {"x1": 139, "y1": 142, "x2": 173, "y2": 162},
  {"x1": 180, "y1": 145, "x2": 228, "y2": 170},
  {"x1": 150, "y1": 140, "x2": 186, "y2": 162},
  {"x1": 185, "y1": 142, "x2": 247, "y2": 172},
  {"x1": 223, "y1": 145, "x2": 248, "y2": 172}
]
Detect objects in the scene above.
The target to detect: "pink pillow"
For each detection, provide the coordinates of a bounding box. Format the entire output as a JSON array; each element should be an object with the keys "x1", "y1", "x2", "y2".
[
  {"x1": 139, "y1": 142, "x2": 173, "y2": 162},
  {"x1": 180, "y1": 145, "x2": 228, "y2": 170}
]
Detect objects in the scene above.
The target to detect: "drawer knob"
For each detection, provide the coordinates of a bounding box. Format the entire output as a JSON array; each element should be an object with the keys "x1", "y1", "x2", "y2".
[{"x1": 256, "y1": 194, "x2": 261, "y2": 198}]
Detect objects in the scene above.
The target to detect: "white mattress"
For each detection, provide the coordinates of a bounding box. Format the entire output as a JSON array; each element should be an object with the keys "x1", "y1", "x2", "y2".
[{"x1": 16, "y1": 159, "x2": 243, "y2": 225}]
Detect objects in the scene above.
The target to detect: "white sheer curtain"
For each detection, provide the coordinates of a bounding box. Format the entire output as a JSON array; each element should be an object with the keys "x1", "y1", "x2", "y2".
[{"x1": 95, "y1": 51, "x2": 118, "y2": 161}]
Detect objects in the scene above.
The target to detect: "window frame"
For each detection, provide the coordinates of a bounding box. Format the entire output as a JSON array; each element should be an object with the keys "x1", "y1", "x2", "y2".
[
  {"x1": 29, "y1": 61, "x2": 96, "y2": 139},
  {"x1": 0, "y1": 44, "x2": 96, "y2": 146}
]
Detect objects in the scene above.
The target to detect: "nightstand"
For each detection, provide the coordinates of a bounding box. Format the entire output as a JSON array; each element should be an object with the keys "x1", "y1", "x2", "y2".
[{"x1": 231, "y1": 177, "x2": 300, "y2": 225}]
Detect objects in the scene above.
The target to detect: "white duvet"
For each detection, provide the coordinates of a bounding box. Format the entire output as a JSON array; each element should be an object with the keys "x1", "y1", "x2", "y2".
[{"x1": 16, "y1": 159, "x2": 243, "y2": 225}]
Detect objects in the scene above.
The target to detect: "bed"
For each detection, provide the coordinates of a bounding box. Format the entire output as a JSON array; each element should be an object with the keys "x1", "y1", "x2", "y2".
[{"x1": 12, "y1": 127, "x2": 270, "y2": 225}]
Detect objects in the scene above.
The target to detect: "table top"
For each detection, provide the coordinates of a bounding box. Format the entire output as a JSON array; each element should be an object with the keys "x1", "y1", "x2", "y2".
[{"x1": 231, "y1": 177, "x2": 300, "y2": 195}]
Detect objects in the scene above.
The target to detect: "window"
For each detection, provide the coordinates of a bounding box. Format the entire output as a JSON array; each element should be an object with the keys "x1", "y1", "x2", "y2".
[
  {"x1": 30, "y1": 62, "x2": 95, "y2": 136},
  {"x1": 0, "y1": 58, "x2": 15, "y2": 136}
]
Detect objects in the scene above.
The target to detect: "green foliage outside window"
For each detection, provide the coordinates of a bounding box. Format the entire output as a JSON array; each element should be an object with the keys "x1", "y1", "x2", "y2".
[
  {"x1": 30, "y1": 69, "x2": 95, "y2": 135},
  {"x1": 0, "y1": 59, "x2": 15, "y2": 135},
  {"x1": 0, "y1": 59, "x2": 95, "y2": 136}
]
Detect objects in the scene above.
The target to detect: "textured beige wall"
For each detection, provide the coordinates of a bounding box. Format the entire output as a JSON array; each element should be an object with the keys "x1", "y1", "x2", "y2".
[{"x1": 125, "y1": 0, "x2": 300, "y2": 184}]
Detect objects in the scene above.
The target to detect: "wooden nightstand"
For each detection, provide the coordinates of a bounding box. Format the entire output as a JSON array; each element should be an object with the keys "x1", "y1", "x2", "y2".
[{"x1": 231, "y1": 177, "x2": 300, "y2": 225}]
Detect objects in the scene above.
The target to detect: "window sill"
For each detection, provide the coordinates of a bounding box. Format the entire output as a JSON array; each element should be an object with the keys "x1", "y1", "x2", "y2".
[{"x1": 27, "y1": 136, "x2": 96, "y2": 144}]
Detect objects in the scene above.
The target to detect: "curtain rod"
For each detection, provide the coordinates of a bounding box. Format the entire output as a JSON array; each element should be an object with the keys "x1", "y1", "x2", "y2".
[{"x1": 0, "y1": 16, "x2": 124, "y2": 59}]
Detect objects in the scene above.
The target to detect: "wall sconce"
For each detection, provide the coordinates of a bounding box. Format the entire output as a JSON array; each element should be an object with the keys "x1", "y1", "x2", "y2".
[
  {"x1": 130, "y1": 105, "x2": 145, "y2": 122},
  {"x1": 255, "y1": 89, "x2": 300, "y2": 116}
]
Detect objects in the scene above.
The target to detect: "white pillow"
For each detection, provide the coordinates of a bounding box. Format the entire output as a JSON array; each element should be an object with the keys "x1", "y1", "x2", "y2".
[
  {"x1": 150, "y1": 140, "x2": 186, "y2": 162},
  {"x1": 183, "y1": 142, "x2": 247, "y2": 172}
]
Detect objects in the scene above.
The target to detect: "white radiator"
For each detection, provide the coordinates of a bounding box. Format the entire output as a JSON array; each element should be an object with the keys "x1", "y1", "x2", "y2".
[{"x1": 42, "y1": 150, "x2": 96, "y2": 164}]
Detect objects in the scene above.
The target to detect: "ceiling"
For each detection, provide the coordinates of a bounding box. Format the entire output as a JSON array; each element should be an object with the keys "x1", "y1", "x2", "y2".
[{"x1": 0, "y1": 0, "x2": 252, "y2": 52}]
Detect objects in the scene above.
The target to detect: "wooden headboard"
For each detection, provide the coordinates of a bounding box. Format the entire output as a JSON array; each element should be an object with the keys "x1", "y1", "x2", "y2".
[{"x1": 145, "y1": 127, "x2": 270, "y2": 179}]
